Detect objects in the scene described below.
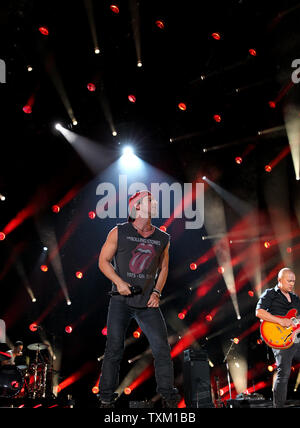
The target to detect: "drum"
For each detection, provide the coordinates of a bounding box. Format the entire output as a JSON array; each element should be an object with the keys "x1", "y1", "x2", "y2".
[{"x1": 0, "y1": 365, "x2": 23, "y2": 398}]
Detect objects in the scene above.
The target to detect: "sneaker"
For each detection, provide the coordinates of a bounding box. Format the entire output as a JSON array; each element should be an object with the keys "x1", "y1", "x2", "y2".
[
  {"x1": 161, "y1": 389, "x2": 181, "y2": 408},
  {"x1": 100, "y1": 401, "x2": 115, "y2": 408},
  {"x1": 162, "y1": 397, "x2": 180, "y2": 408},
  {"x1": 99, "y1": 392, "x2": 118, "y2": 408}
]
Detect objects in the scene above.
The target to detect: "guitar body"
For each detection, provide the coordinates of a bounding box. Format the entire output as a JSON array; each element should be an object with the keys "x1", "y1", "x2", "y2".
[{"x1": 260, "y1": 309, "x2": 300, "y2": 349}]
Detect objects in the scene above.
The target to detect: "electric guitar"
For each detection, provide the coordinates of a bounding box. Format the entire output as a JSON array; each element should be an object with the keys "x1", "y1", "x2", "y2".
[{"x1": 260, "y1": 309, "x2": 300, "y2": 349}]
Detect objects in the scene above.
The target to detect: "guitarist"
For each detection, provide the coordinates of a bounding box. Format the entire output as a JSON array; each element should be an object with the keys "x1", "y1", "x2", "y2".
[{"x1": 256, "y1": 267, "x2": 300, "y2": 407}]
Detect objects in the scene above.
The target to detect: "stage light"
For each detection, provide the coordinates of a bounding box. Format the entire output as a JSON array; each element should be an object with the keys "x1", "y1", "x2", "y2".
[
  {"x1": 124, "y1": 387, "x2": 132, "y2": 395},
  {"x1": 160, "y1": 226, "x2": 167, "y2": 232},
  {"x1": 67, "y1": 300, "x2": 72, "y2": 306},
  {"x1": 120, "y1": 145, "x2": 141, "y2": 169},
  {"x1": 211, "y1": 32, "x2": 221, "y2": 40},
  {"x1": 29, "y1": 323, "x2": 38, "y2": 332},
  {"x1": 65, "y1": 325, "x2": 72, "y2": 334},
  {"x1": 232, "y1": 337, "x2": 239, "y2": 344},
  {"x1": 128, "y1": 94, "x2": 136, "y2": 103},
  {"x1": 213, "y1": 114, "x2": 221, "y2": 123},
  {"x1": 268, "y1": 101, "x2": 276, "y2": 108},
  {"x1": 32, "y1": 297, "x2": 37, "y2": 303},
  {"x1": 248, "y1": 291, "x2": 254, "y2": 297},
  {"x1": 264, "y1": 241, "x2": 271, "y2": 249},
  {"x1": 133, "y1": 330, "x2": 140, "y2": 339},
  {"x1": 23, "y1": 105, "x2": 32, "y2": 114},
  {"x1": 235, "y1": 157, "x2": 242, "y2": 164},
  {"x1": 76, "y1": 271, "x2": 83, "y2": 279},
  {"x1": 202, "y1": 176, "x2": 207, "y2": 180},
  {"x1": 110, "y1": 4, "x2": 120, "y2": 14},
  {"x1": 27, "y1": 65, "x2": 33, "y2": 72},
  {"x1": 155, "y1": 20, "x2": 164, "y2": 29},
  {"x1": 102, "y1": 326, "x2": 108, "y2": 336},
  {"x1": 72, "y1": 119, "x2": 78, "y2": 126},
  {"x1": 137, "y1": 61, "x2": 142, "y2": 67},
  {"x1": 87, "y1": 83, "x2": 96, "y2": 92},
  {"x1": 178, "y1": 312, "x2": 186, "y2": 320},
  {"x1": 287, "y1": 247, "x2": 292, "y2": 253},
  {"x1": 0, "y1": 194, "x2": 5, "y2": 201},
  {"x1": 249, "y1": 48, "x2": 257, "y2": 56},
  {"x1": 112, "y1": 131, "x2": 117, "y2": 136},
  {"x1": 205, "y1": 314, "x2": 213, "y2": 322},
  {"x1": 40, "y1": 265, "x2": 48, "y2": 272},
  {"x1": 52, "y1": 205, "x2": 60, "y2": 213},
  {"x1": 178, "y1": 102, "x2": 187, "y2": 111},
  {"x1": 123, "y1": 146, "x2": 134, "y2": 156},
  {"x1": 94, "y1": 47, "x2": 100, "y2": 54},
  {"x1": 92, "y1": 386, "x2": 99, "y2": 394},
  {"x1": 218, "y1": 266, "x2": 225, "y2": 274},
  {"x1": 43, "y1": 246, "x2": 48, "y2": 251},
  {"x1": 39, "y1": 26, "x2": 49, "y2": 36},
  {"x1": 190, "y1": 263, "x2": 197, "y2": 270},
  {"x1": 0, "y1": 232, "x2": 5, "y2": 241},
  {"x1": 55, "y1": 123, "x2": 62, "y2": 131},
  {"x1": 88, "y1": 211, "x2": 96, "y2": 219},
  {"x1": 265, "y1": 165, "x2": 272, "y2": 172}
]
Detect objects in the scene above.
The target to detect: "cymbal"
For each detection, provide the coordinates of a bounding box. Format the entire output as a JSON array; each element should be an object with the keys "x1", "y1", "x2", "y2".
[{"x1": 27, "y1": 343, "x2": 48, "y2": 351}]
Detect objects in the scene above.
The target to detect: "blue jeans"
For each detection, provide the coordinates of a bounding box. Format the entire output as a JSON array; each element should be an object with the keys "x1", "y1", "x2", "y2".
[
  {"x1": 98, "y1": 298, "x2": 175, "y2": 402},
  {"x1": 273, "y1": 343, "x2": 300, "y2": 407}
]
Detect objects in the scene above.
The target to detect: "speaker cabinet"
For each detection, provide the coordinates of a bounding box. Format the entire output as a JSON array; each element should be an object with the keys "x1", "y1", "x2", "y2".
[{"x1": 183, "y1": 348, "x2": 214, "y2": 408}]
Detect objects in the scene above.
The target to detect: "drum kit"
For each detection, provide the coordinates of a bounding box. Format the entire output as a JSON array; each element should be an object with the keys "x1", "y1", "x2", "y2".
[{"x1": 0, "y1": 342, "x2": 54, "y2": 399}]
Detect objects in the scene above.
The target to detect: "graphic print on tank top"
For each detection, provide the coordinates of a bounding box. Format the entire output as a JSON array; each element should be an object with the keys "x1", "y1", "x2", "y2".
[{"x1": 129, "y1": 242, "x2": 156, "y2": 274}]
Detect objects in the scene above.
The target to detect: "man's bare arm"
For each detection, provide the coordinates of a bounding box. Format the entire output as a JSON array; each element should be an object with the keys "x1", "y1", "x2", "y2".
[
  {"x1": 154, "y1": 242, "x2": 169, "y2": 294},
  {"x1": 147, "y1": 243, "x2": 169, "y2": 308},
  {"x1": 256, "y1": 308, "x2": 293, "y2": 327},
  {"x1": 98, "y1": 227, "x2": 132, "y2": 296}
]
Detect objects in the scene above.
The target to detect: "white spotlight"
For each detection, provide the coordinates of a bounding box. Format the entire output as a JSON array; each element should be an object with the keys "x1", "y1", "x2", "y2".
[
  {"x1": 122, "y1": 146, "x2": 134, "y2": 156},
  {"x1": 120, "y1": 145, "x2": 141, "y2": 169},
  {"x1": 55, "y1": 123, "x2": 62, "y2": 131}
]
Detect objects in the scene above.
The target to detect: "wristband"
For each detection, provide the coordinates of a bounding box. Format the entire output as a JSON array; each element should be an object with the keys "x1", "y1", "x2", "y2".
[{"x1": 152, "y1": 288, "x2": 161, "y2": 298}]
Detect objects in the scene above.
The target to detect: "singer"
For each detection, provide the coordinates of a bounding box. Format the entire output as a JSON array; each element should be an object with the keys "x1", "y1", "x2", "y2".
[{"x1": 97, "y1": 191, "x2": 179, "y2": 408}]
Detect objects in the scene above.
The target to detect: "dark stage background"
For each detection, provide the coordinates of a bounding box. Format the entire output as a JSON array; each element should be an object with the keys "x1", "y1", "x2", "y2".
[{"x1": 1, "y1": 0, "x2": 300, "y2": 407}]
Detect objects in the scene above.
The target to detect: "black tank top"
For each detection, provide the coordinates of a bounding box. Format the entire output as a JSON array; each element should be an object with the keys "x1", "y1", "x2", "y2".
[{"x1": 111, "y1": 222, "x2": 170, "y2": 307}]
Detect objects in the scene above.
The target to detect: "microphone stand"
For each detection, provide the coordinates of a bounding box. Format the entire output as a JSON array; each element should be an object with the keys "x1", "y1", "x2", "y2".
[{"x1": 223, "y1": 340, "x2": 235, "y2": 402}]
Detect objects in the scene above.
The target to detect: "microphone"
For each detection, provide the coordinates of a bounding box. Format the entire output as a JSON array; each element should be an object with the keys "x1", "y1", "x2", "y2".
[{"x1": 108, "y1": 285, "x2": 142, "y2": 297}]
